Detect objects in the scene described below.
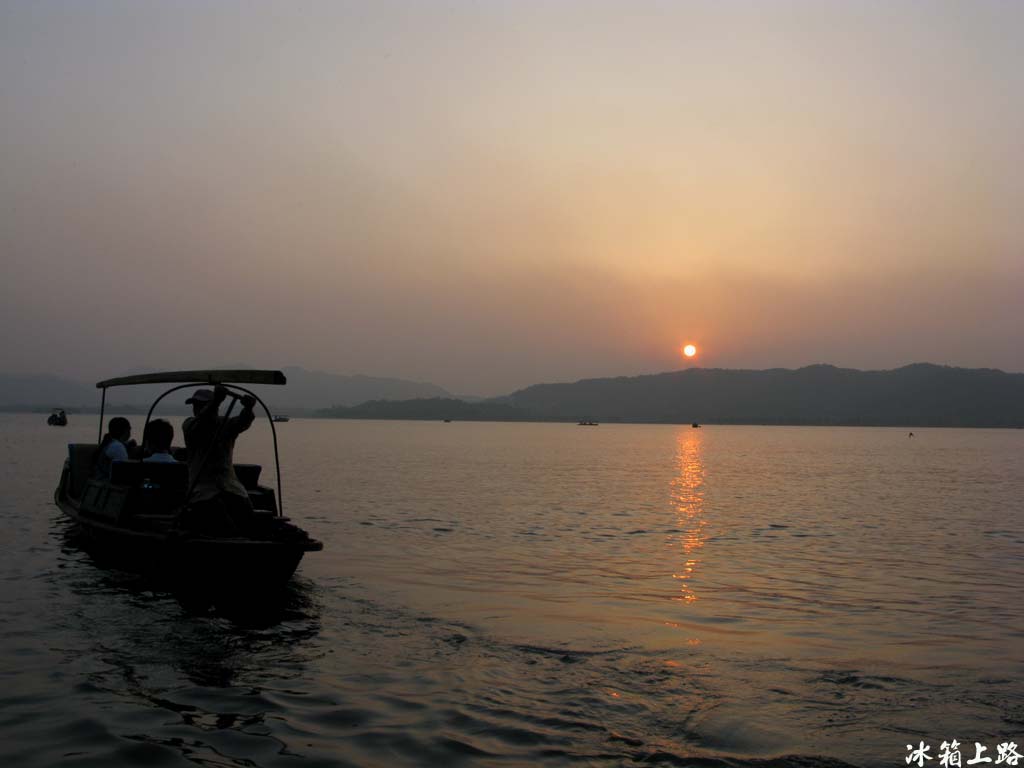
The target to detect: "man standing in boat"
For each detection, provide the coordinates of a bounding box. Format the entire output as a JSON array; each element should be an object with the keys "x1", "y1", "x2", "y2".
[{"x1": 182, "y1": 385, "x2": 256, "y2": 533}]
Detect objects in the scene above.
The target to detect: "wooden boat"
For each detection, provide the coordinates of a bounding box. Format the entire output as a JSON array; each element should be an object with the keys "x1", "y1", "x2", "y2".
[
  {"x1": 54, "y1": 370, "x2": 322, "y2": 600},
  {"x1": 47, "y1": 409, "x2": 68, "y2": 426}
]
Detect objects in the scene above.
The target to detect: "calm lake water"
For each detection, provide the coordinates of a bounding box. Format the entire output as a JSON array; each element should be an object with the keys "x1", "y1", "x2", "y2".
[{"x1": 1, "y1": 414, "x2": 1022, "y2": 767}]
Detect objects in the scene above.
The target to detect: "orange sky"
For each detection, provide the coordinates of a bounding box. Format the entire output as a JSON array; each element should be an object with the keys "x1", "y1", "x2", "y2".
[{"x1": 1, "y1": 1, "x2": 1021, "y2": 394}]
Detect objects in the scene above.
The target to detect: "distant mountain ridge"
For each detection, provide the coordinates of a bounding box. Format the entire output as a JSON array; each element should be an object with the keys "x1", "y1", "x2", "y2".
[
  {"x1": 319, "y1": 364, "x2": 1024, "y2": 428},
  {"x1": 0, "y1": 367, "x2": 450, "y2": 413},
  {"x1": 6, "y1": 364, "x2": 1024, "y2": 426},
  {"x1": 497, "y1": 363, "x2": 1024, "y2": 427},
  {"x1": 317, "y1": 397, "x2": 529, "y2": 421},
  {"x1": 276, "y1": 367, "x2": 450, "y2": 410}
]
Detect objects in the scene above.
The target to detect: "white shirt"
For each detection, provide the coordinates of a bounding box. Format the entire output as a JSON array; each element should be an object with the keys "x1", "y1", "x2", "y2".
[
  {"x1": 143, "y1": 452, "x2": 178, "y2": 463},
  {"x1": 104, "y1": 440, "x2": 129, "y2": 462},
  {"x1": 94, "y1": 438, "x2": 129, "y2": 480}
]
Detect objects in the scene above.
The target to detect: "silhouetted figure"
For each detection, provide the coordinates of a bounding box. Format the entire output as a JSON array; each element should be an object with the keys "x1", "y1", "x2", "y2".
[
  {"x1": 182, "y1": 385, "x2": 256, "y2": 533},
  {"x1": 908, "y1": 432, "x2": 915, "y2": 438},
  {"x1": 48, "y1": 409, "x2": 68, "y2": 426},
  {"x1": 94, "y1": 417, "x2": 133, "y2": 479},
  {"x1": 143, "y1": 418, "x2": 178, "y2": 463}
]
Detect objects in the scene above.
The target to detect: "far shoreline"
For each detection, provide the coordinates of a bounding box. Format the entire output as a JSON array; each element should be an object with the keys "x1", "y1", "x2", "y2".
[{"x1": 9, "y1": 407, "x2": 1022, "y2": 430}]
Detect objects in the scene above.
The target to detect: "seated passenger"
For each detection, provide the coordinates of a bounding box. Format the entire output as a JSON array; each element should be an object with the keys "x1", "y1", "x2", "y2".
[
  {"x1": 93, "y1": 417, "x2": 134, "y2": 479},
  {"x1": 142, "y1": 419, "x2": 178, "y2": 463}
]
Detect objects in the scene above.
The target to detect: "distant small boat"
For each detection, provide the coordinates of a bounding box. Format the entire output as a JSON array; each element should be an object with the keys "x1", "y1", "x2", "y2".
[
  {"x1": 272, "y1": 415, "x2": 290, "y2": 423},
  {"x1": 577, "y1": 421, "x2": 599, "y2": 426},
  {"x1": 691, "y1": 422, "x2": 701, "y2": 428},
  {"x1": 47, "y1": 409, "x2": 68, "y2": 427},
  {"x1": 443, "y1": 419, "x2": 452, "y2": 423}
]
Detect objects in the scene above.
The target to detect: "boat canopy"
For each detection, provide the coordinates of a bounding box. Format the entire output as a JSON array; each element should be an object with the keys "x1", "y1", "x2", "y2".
[{"x1": 96, "y1": 370, "x2": 287, "y2": 388}]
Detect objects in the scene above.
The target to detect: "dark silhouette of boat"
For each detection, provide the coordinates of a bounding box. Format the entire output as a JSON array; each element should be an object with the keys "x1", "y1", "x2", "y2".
[
  {"x1": 577, "y1": 420, "x2": 599, "y2": 426},
  {"x1": 54, "y1": 370, "x2": 322, "y2": 601},
  {"x1": 691, "y1": 422, "x2": 701, "y2": 428},
  {"x1": 47, "y1": 409, "x2": 68, "y2": 426},
  {"x1": 272, "y1": 414, "x2": 290, "y2": 423}
]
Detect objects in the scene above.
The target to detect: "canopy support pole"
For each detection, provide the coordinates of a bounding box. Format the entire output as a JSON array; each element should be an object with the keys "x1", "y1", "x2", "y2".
[{"x1": 98, "y1": 388, "x2": 107, "y2": 443}]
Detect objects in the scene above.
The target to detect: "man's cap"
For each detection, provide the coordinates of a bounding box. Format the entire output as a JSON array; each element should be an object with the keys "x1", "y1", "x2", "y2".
[{"x1": 185, "y1": 388, "x2": 215, "y2": 405}]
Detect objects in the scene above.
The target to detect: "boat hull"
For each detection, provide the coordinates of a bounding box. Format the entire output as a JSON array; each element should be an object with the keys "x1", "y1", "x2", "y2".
[{"x1": 56, "y1": 485, "x2": 319, "y2": 602}]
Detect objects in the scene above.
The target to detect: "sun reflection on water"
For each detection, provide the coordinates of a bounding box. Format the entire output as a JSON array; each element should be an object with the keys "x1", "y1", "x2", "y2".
[{"x1": 670, "y1": 428, "x2": 708, "y2": 604}]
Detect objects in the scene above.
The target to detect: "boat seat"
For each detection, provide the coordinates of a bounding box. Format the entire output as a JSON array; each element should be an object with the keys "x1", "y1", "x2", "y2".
[
  {"x1": 234, "y1": 463, "x2": 262, "y2": 490},
  {"x1": 248, "y1": 486, "x2": 278, "y2": 515},
  {"x1": 108, "y1": 461, "x2": 260, "y2": 489},
  {"x1": 107, "y1": 461, "x2": 189, "y2": 520},
  {"x1": 67, "y1": 443, "x2": 99, "y2": 499},
  {"x1": 110, "y1": 460, "x2": 189, "y2": 491}
]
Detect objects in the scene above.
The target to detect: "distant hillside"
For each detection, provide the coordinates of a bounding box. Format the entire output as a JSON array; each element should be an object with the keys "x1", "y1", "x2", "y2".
[
  {"x1": 499, "y1": 364, "x2": 1024, "y2": 427},
  {"x1": 317, "y1": 397, "x2": 529, "y2": 421},
  {"x1": 0, "y1": 367, "x2": 451, "y2": 413},
  {"x1": 316, "y1": 364, "x2": 1024, "y2": 427},
  {"x1": 277, "y1": 367, "x2": 449, "y2": 410},
  {"x1": 8, "y1": 364, "x2": 1023, "y2": 426},
  {"x1": 0, "y1": 374, "x2": 95, "y2": 410}
]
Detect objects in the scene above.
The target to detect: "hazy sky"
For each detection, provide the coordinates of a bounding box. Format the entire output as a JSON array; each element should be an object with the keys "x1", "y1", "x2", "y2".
[{"x1": 2, "y1": 1, "x2": 1022, "y2": 395}]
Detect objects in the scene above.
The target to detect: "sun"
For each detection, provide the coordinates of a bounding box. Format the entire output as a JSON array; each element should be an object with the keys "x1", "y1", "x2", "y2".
[{"x1": 682, "y1": 344, "x2": 697, "y2": 358}]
